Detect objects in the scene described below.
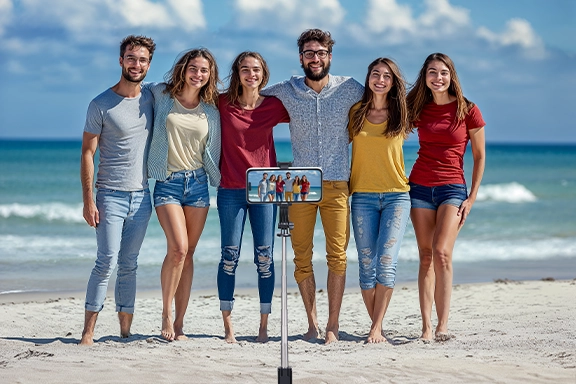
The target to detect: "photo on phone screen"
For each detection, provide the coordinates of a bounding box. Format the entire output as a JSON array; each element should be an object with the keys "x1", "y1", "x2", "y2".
[{"x1": 246, "y1": 167, "x2": 323, "y2": 204}]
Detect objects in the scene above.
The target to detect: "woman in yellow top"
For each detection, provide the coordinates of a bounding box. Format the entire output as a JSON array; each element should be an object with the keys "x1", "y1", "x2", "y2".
[
  {"x1": 348, "y1": 57, "x2": 412, "y2": 344},
  {"x1": 292, "y1": 175, "x2": 301, "y2": 201}
]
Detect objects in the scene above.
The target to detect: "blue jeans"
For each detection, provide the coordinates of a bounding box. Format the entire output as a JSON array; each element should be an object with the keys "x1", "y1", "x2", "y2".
[
  {"x1": 85, "y1": 188, "x2": 152, "y2": 313},
  {"x1": 217, "y1": 188, "x2": 276, "y2": 314},
  {"x1": 351, "y1": 192, "x2": 410, "y2": 290}
]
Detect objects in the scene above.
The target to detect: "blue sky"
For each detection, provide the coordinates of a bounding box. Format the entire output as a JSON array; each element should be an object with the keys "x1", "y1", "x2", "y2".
[{"x1": 0, "y1": 0, "x2": 574, "y2": 143}]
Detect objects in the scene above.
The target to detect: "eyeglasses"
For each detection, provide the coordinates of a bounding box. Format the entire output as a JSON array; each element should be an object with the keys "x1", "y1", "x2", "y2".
[
  {"x1": 123, "y1": 55, "x2": 150, "y2": 66},
  {"x1": 300, "y1": 50, "x2": 330, "y2": 59}
]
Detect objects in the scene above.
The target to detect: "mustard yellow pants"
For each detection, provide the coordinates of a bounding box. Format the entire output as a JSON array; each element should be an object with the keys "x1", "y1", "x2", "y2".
[{"x1": 289, "y1": 181, "x2": 349, "y2": 284}]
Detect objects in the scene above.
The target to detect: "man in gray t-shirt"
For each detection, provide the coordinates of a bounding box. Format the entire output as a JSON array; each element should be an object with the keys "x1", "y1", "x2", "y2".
[{"x1": 79, "y1": 35, "x2": 156, "y2": 346}]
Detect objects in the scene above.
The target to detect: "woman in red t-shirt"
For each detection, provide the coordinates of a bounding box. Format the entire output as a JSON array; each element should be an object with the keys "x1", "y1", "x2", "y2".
[
  {"x1": 407, "y1": 53, "x2": 486, "y2": 341},
  {"x1": 299, "y1": 175, "x2": 310, "y2": 201}
]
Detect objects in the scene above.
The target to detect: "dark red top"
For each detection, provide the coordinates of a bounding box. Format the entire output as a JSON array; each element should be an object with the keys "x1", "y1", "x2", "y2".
[
  {"x1": 409, "y1": 101, "x2": 485, "y2": 186},
  {"x1": 219, "y1": 94, "x2": 290, "y2": 189},
  {"x1": 300, "y1": 180, "x2": 310, "y2": 193}
]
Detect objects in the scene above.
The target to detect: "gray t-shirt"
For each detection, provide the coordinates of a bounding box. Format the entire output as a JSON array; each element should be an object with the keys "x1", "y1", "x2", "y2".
[{"x1": 84, "y1": 88, "x2": 154, "y2": 191}]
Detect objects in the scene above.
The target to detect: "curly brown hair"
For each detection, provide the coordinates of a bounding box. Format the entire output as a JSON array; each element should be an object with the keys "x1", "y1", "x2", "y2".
[
  {"x1": 163, "y1": 48, "x2": 220, "y2": 106},
  {"x1": 349, "y1": 58, "x2": 410, "y2": 139}
]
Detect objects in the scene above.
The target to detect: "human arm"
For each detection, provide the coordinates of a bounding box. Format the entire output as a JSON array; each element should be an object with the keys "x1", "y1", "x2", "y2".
[
  {"x1": 81, "y1": 131, "x2": 100, "y2": 227},
  {"x1": 458, "y1": 127, "x2": 485, "y2": 229}
]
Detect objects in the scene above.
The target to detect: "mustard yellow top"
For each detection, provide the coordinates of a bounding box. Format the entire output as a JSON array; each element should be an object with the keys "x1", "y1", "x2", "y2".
[{"x1": 348, "y1": 103, "x2": 409, "y2": 194}]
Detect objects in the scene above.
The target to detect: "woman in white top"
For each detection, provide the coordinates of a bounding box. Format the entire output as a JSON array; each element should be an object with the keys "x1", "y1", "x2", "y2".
[{"x1": 147, "y1": 48, "x2": 221, "y2": 341}]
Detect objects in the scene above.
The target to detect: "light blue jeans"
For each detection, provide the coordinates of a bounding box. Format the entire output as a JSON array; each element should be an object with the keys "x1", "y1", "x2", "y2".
[
  {"x1": 85, "y1": 188, "x2": 152, "y2": 313},
  {"x1": 217, "y1": 188, "x2": 276, "y2": 314},
  {"x1": 351, "y1": 192, "x2": 410, "y2": 290}
]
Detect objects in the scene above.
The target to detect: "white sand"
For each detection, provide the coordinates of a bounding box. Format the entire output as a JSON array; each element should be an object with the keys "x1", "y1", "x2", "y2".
[{"x1": 1, "y1": 280, "x2": 575, "y2": 383}]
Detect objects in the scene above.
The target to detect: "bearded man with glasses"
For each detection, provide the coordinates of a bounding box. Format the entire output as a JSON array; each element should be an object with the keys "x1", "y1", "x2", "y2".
[{"x1": 261, "y1": 28, "x2": 364, "y2": 344}]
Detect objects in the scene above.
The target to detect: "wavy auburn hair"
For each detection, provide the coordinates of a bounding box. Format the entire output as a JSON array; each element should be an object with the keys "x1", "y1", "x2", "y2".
[
  {"x1": 349, "y1": 57, "x2": 410, "y2": 139},
  {"x1": 406, "y1": 52, "x2": 474, "y2": 125},
  {"x1": 163, "y1": 48, "x2": 220, "y2": 106}
]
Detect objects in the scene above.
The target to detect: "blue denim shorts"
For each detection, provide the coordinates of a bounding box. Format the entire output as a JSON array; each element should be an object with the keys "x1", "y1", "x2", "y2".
[
  {"x1": 409, "y1": 182, "x2": 468, "y2": 210},
  {"x1": 153, "y1": 168, "x2": 210, "y2": 208}
]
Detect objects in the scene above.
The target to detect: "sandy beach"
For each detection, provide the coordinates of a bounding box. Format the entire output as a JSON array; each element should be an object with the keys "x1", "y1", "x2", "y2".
[{"x1": 1, "y1": 279, "x2": 575, "y2": 383}]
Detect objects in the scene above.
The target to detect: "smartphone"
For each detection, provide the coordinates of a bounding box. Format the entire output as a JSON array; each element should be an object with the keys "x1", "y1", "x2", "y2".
[{"x1": 246, "y1": 167, "x2": 323, "y2": 204}]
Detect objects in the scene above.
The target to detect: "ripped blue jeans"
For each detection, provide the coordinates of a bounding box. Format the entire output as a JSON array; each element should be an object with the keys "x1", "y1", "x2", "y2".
[
  {"x1": 152, "y1": 168, "x2": 210, "y2": 208},
  {"x1": 217, "y1": 188, "x2": 276, "y2": 314},
  {"x1": 351, "y1": 192, "x2": 410, "y2": 290}
]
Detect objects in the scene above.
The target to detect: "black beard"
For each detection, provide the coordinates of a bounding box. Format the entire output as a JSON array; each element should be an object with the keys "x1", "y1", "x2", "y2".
[
  {"x1": 122, "y1": 68, "x2": 146, "y2": 83},
  {"x1": 302, "y1": 61, "x2": 330, "y2": 81}
]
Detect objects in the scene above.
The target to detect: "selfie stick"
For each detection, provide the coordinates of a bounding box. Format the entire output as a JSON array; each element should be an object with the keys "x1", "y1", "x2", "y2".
[{"x1": 277, "y1": 162, "x2": 293, "y2": 384}]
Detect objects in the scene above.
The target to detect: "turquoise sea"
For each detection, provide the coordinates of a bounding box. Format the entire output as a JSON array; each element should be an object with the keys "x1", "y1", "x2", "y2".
[{"x1": 0, "y1": 140, "x2": 575, "y2": 295}]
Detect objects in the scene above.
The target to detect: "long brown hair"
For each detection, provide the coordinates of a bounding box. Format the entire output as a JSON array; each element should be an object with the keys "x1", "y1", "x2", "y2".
[
  {"x1": 406, "y1": 52, "x2": 474, "y2": 124},
  {"x1": 349, "y1": 57, "x2": 410, "y2": 139},
  {"x1": 224, "y1": 51, "x2": 270, "y2": 106},
  {"x1": 163, "y1": 48, "x2": 220, "y2": 106}
]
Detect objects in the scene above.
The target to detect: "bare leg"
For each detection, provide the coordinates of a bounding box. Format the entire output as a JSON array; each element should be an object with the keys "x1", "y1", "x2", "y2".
[
  {"x1": 173, "y1": 205, "x2": 208, "y2": 341},
  {"x1": 118, "y1": 311, "x2": 133, "y2": 338},
  {"x1": 222, "y1": 310, "x2": 236, "y2": 343},
  {"x1": 156, "y1": 205, "x2": 189, "y2": 342},
  {"x1": 79, "y1": 310, "x2": 98, "y2": 346},
  {"x1": 325, "y1": 270, "x2": 345, "y2": 344},
  {"x1": 256, "y1": 313, "x2": 269, "y2": 343},
  {"x1": 366, "y1": 284, "x2": 393, "y2": 343},
  {"x1": 432, "y1": 205, "x2": 460, "y2": 339},
  {"x1": 411, "y1": 208, "x2": 437, "y2": 341},
  {"x1": 361, "y1": 288, "x2": 376, "y2": 321},
  {"x1": 298, "y1": 275, "x2": 319, "y2": 341}
]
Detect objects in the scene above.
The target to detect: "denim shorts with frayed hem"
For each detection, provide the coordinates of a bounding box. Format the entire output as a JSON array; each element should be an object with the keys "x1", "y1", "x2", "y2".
[
  {"x1": 409, "y1": 182, "x2": 468, "y2": 210},
  {"x1": 153, "y1": 168, "x2": 210, "y2": 208}
]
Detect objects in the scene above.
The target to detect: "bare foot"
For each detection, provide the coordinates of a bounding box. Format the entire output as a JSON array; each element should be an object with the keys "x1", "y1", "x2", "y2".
[
  {"x1": 118, "y1": 312, "x2": 133, "y2": 338},
  {"x1": 420, "y1": 325, "x2": 434, "y2": 341},
  {"x1": 435, "y1": 332, "x2": 454, "y2": 342},
  {"x1": 366, "y1": 327, "x2": 386, "y2": 344},
  {"x1": 161, "y1": 316, "x2": 175, "y2": 341},
  {"x1": 255, "y1": 327, "x2": 269, "y2": 343},
  {"x1": 324, "y1": 328, "x2": 339, "y2": 345},
  {"x1": 302, "y1": 326, "x2": 319, "y2": 341},
  {"x1": 224, "y1": 329, "x2": 237, "y2": 344},
  {"x1": 173, "y1": 322, "x2": 187, "y2": 341},
  {"x1": 79, "y1": 332, "x2": 94, "y2": 346}
]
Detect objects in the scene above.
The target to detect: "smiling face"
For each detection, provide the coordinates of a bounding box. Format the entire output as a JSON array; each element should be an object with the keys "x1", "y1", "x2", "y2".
[
  {"x1": 368, "y1": 63, "x2": 394, "y2": 97},
  {"x1": 120, "y1": 46, "x2": 151, "y2": 83},
  {"x1": 238, "y1": 56, "x2": 263, "y2": 91},
  {"x1": 300, "y1": 41, "x2": 331, "y2": 81},
  {"x1": 425, "y1": 60, "x2": 451, "y2": 94},
  {"x1": 184, "y1": 56, "x2": 211, "y2": 91}
]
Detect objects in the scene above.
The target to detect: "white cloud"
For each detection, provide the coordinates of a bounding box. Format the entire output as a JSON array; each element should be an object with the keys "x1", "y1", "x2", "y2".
[
  {"x1": 477, "y1": 18, "x2": 547, "y2": 59},
  {"x1": 362, "y1": 0, "x2": 470, "y2": 43},
  {"x1": 0, "y1": 0, "x2": 13, "y2": 36},
  {"x1": 234, "y1": 0, "x2": 345, "y2": 34},
  {"x1": 12, "y1": 0, "x2": 206, "y2": 43}
]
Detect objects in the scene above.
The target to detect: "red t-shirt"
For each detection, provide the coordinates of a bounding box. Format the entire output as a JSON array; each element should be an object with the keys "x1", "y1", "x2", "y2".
[
  {"x1": 300, "y1": 180, "x2": 310, "y2": 193},
  {"x1": 219, "y1": 94, "x2": 290, "y2": 189},
  {"x1": 409, "y1": 101, "x2": 485, "y2": 186},
  {"x1": 276, "y1": 180, "x2": 285, "y2": 192}
]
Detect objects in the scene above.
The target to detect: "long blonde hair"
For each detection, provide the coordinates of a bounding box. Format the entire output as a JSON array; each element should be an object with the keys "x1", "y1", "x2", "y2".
[{"x1": 349, "y1": 57, "x2": 410, "y2": 139}]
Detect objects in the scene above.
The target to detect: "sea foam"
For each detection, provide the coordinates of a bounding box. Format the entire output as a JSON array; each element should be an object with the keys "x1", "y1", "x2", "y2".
[
  {"x1": 476, "y1": 182, "x2": 537, "y2": 203},
  {"x1": 0, "y1": 202, "x2": 84, "y2": 223}
]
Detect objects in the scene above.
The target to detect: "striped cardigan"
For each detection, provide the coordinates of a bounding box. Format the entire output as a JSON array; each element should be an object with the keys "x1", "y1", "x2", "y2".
[{"x1": 147, "y1": 83, "x2": 221, "y2": 187}]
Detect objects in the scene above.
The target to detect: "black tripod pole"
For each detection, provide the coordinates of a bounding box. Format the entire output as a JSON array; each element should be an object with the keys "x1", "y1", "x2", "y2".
[{"x1": 277, "y1": 202, "x2": 293, "y2": 384}]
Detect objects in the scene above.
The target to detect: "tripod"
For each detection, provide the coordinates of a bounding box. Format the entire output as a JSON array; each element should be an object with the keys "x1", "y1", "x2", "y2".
[{"x1": 277, "y1": 201, "x2": 293, "y2": 384}]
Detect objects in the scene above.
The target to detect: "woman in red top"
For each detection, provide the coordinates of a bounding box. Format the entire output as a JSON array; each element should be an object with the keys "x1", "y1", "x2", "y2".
[
  {"x1": 217, "y1": 51, "x2": 289, "y2": 344},
  {"x1": 300, "y1": 175, "x2": 310, "y2": 201},
  {"x1": 407, "y1": 53, "x2": 486, "y2": 341}
]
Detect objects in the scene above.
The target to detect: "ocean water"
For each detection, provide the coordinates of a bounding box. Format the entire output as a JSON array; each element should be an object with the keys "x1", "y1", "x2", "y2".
[{"x1": 1, "y1": 140, "x2": 575, "y2": 295}]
